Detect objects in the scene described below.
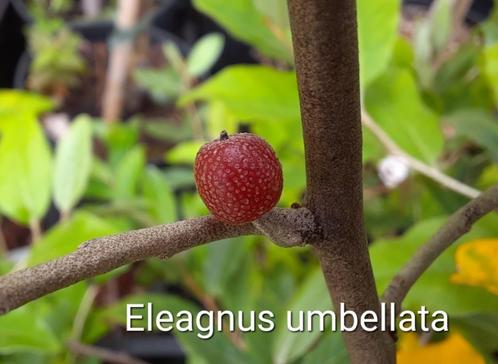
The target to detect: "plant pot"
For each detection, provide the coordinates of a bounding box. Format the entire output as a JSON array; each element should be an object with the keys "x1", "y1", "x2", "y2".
[{"x1": 0, "y1": 0, "x2": 29, "y2": 88}]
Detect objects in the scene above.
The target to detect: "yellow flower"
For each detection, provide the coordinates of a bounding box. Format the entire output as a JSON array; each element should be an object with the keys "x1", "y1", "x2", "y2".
[
  {"x1": 451, "y1": 239, "x2": 498, "y2": 295},
  {"x1": 397, "y1": 332, "x2": 484, "y2": 364}
]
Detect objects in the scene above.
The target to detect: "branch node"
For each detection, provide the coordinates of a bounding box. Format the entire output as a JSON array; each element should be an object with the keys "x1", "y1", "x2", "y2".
[{"x1": 253, "y1": 207, "x2": 321, "y2": 247}]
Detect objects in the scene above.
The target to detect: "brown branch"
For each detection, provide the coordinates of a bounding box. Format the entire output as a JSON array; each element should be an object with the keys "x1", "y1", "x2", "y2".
[
  {"x1": 382, "y1": 184, "x2": 498, "y2": 307},
  {"x1": 102, "y1": 0, "x2": 141, "y2": 122},
  {"x1": 0, "y1": 208, "x2": 316, "y2": 314},
  {"x1": 68, "y1": 341, "x2": 150, "y2": 364},
  {"x1": 452, "y1": 0, "x2": 472, "y2": 40},
  {"x1": 0, "y1": 216, "x2": 257, "y2": 314},
  {"x1": 287, "y1": 0, "x2": 395, "y2": 362}
]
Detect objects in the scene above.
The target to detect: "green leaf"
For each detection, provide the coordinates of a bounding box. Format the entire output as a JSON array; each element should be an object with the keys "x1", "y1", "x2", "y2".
[
  {"x1": 428, "y1": 0, "x2": 452, "y2": 53},
  {"x1": 142, "y1": 119, "x2": 192, "y2": 142},
  {"x1": 202, "y1": 238, "x2": 247, "y2": 297},
  {"x1": 0, "y1": 112, "x2": 53, "y2": 224},
  {"x1": 95, "y1": 121, "x2": 140, "y2": 166},
  {"x1": 163, "y1": 167, "x2": 195, "y2": 190},
  {"x1": 273, "y1": 269, "x2": 331, "y2": 364},
  {"x1": 431, "y1": 43, "x2": 494, "y2": 112},
  {"x1": 0, "y1": 307, "x2": 60, "y2": 354},
  {"x1": 38, "y1": 283, "x2": 88, "y2": 342},
  {"x1": 252, "y1": 0, "x2": 290, "y2": 29},
  {"x1": 187, "y1": 33, "x2": 225, "y2": 77},
  {"x1": 101, "y1": 294, "x2": 251, "y2": 364},
  {"x1": 193, "y1": 0, "x2": 291, "y2": 61},
  {"x1": 363, "y1": 128, "x2": 384, "y2": 162},
  {"x1": 0, "y1": 258, "x2": 13, "y2": 276},
  {"x1": 133, "y1": 67, "x2": 181, "y2": 103},
  {"x1": 163, "y1": 43, "x2": 185, "y2": 74},
  {"x1": 302, "y1": 331, "x2": 349, "y2": 364},
  {"x1": 446, "y1": 110, "x2": 498, "y2": 162},
  {"x1": 165, "y1": 140, "x2": 204, "y2": 165},
  {"x1": 477, "y1": 164, "x2": 498, "y2": 190},
  {"x1": 357, "y1": 0, "x2": 400, "y2": 89},
  {"x1": 180, "y1": 65, "x2": 300, "y2": 122},
  {"x1": 0, "y1": 352, "x2": 51, "y2": 364},
  {"x1": 28, "y1": 211, "x2": 121, "y2": 266},
  {"x1": 370, "y1": 217, "x2": 498, "y2": 316},
  {"x1": 0, "y1": 90, "x2": 53, "y2": 118},
  {"x1": 142, "y1": 167, "x2": 176, "y2": 224},
  {"x1": 413, "y1": 19, "x2": 434, "y2": 88},
  {"x1": 453, "y1": 314, "x2": 498, "y2": 362},
  {"x1": 112, "y1": 146, "x2": 146, "y2": 201},
  {"x1": 53, "y1": 115, "x2": 93, "y2": 213},
  {"x1": 481, "y1": 43, "x2": 498, "y2": 106},
  {"x1": 365, "y1": 68, "x2": 444, "y2": 162}
]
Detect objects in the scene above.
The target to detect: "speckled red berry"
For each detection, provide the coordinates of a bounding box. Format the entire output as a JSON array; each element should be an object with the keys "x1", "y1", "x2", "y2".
[{"x1": 194, "y1": 131, "x2": 283, "y2": 224}]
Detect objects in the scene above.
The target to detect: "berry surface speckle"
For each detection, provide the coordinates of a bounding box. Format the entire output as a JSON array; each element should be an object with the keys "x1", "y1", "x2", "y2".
[{"x1": 194, "y1": 132, "x2": 283, "y2": 224}]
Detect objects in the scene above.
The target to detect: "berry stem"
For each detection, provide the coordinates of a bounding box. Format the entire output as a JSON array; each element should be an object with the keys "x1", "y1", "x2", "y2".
[{"x1": 219, "y1": 130, "x2": 229, "y2": 140}]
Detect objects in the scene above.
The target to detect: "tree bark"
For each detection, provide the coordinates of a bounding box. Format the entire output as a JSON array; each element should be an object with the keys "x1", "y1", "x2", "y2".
[
  {"x1": 287, "y1": 0, "x2": 395, "y2": 362},
  {"x1": 0, "y1": 208, "x2": 315, "y2": 314},
  {"x1": 0, "y1": 216, "x2": 256, "y2": 314}
]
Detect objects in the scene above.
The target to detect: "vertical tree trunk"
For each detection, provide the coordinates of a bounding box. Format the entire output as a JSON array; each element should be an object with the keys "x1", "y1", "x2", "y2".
[{"x1": 287, "y1": 0, "x2": 395, "y2": 362}]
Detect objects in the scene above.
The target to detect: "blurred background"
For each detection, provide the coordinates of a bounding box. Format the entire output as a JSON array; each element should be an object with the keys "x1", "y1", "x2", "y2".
[{"x1": 0, "y1": 0, "x2": 497, "y2": 363}]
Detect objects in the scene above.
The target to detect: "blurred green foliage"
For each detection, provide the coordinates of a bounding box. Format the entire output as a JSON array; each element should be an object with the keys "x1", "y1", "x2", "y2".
[
  {"x1": 27, "y1": 18, "x2": 86, "y2": 96},
  {"x1": 1, "y1": 0, "x2": 498, "y2": 363}
]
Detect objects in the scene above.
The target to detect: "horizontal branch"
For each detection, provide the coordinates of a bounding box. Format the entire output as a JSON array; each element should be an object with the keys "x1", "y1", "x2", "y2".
[
  {"x1": 0, "y1": 215, "x2": 257, "y2": 314},
  {"x1": 0, "y1": 208, "x2": 316, "y2": 314},
  {"x1": 382, "y1": 184, "x2": 498, "y2": 306},
  {"x1": 362, "y1": 111, "x2": 481, "y2": 199}
]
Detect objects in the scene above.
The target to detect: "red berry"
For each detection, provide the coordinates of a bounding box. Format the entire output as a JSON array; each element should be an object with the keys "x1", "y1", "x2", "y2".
[{"x1": 194, "y1": 131, "x2": 283, "y2": 224}]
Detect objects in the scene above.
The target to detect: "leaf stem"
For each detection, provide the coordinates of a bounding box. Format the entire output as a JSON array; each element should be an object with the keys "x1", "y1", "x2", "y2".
[{"x1": 29, "y1": 219, "x2": 42, "y2": 244}]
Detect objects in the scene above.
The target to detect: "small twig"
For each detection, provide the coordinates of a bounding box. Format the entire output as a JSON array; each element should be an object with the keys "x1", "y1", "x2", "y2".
[
  {"x1": 361, "y1": 111, "x2": 480, "y2": 199},
  {"x1": 165, "y1": 50, "x2": 205, "y2": 140},
  {"x1": 181, "y1": 272, "x2": 247, "y2": 350},
  {"x1": 67, "y1": 341, "x2": 150, "y2": 364},
  {"x1": 59, "y1": 209, "x2": 71, "y2": 224},
  {"x1": 0, "y1": 208, "x2": 313, "y2": 314},
  {"x1": 382, "y1": 183, "x2": 498, "y2": 307},
  {"x1": 29, "y1": 219, "x2": 42, "y2": 244},
  {"x1": 0, "y1": 218, "x2": 7, "y2": 254},
  {"x1": 70, "y1": 284, "x2": 100, "y2": 341},
  {"x1": 451, "y1": 0, "x2": 472, "y2": 41}
]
